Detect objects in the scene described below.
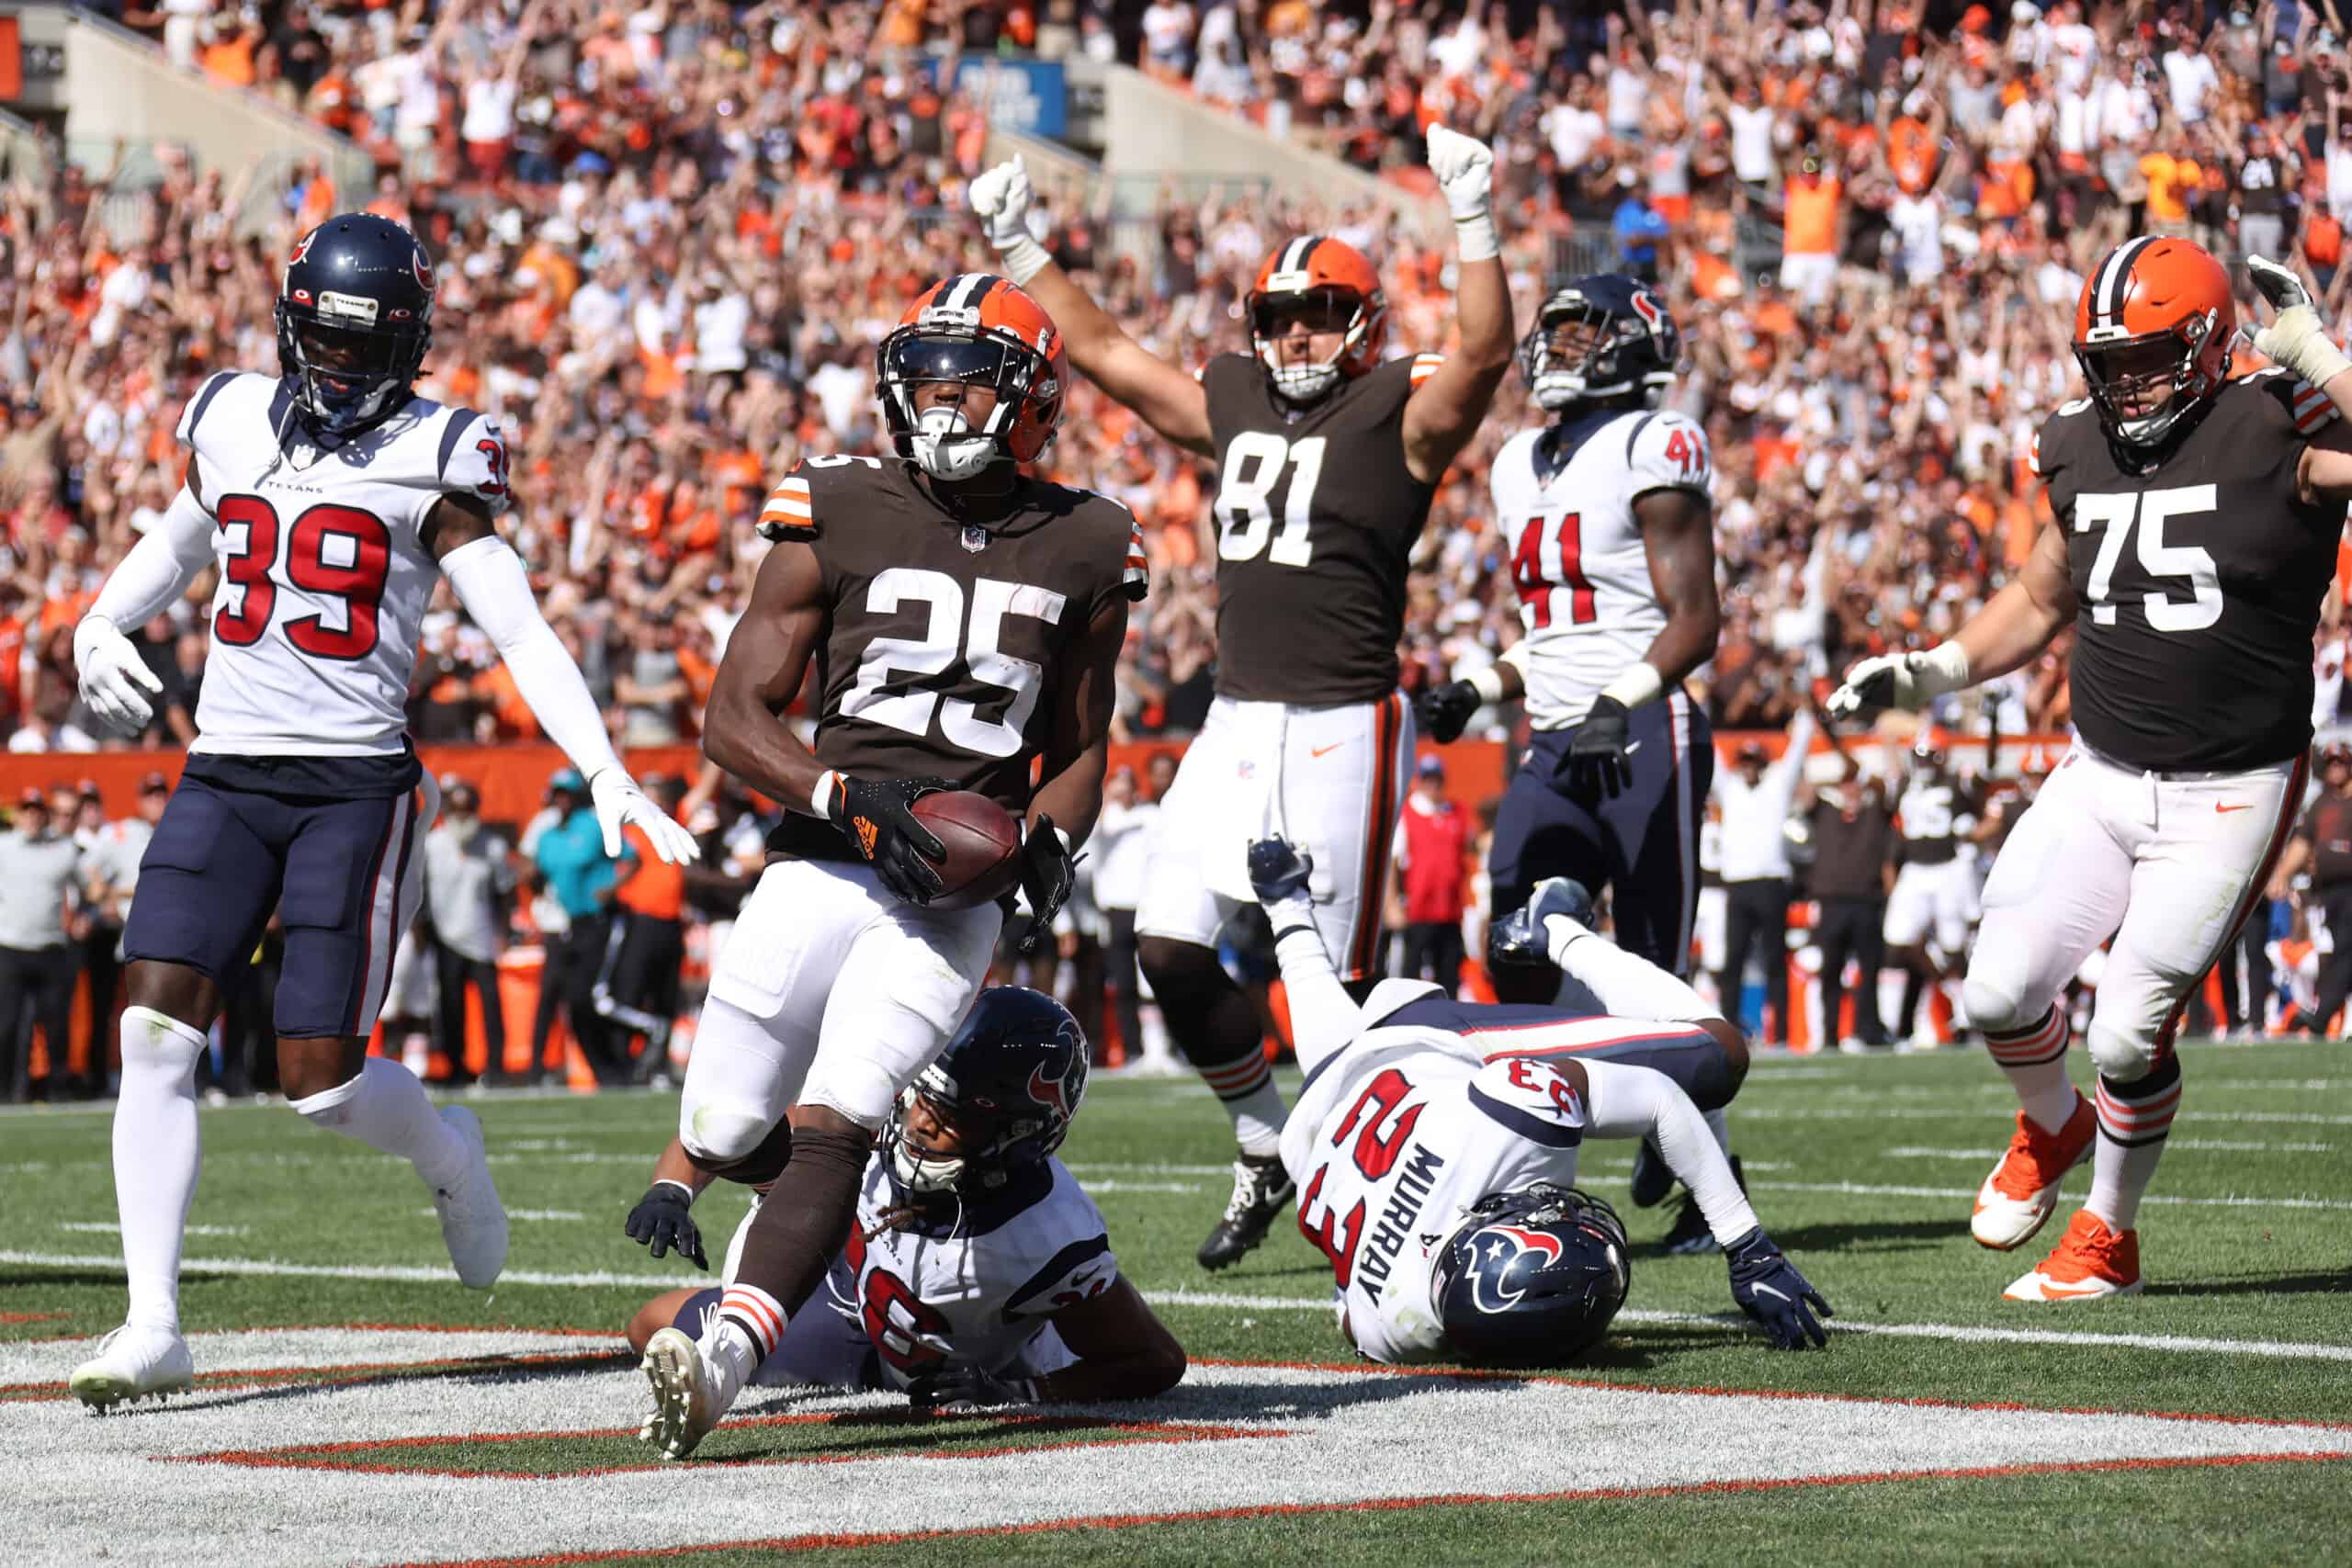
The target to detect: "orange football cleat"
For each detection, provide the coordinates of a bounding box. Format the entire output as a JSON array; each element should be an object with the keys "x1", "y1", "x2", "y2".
[
  {"x1": 1971, "y1": 1095, "x2": 2096, "y2": 1251},
  {"x1": 2003, "y1": 1210, "x2": 2144, "y2": 1302}
]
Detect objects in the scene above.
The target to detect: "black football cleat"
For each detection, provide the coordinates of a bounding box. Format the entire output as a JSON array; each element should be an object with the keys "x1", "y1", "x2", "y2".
[
  {"x1": 1198, "y1": 1152, "x2": 1295, "y2": 1271},
  {"x1": 1661, "y1": 1155, "x2": 1745, "y2": 1255}
]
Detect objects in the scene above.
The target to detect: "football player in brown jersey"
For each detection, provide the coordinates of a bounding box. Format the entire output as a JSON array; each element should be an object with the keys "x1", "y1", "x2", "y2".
[
  {"x1": 968, "y1": 128, "x2": 1515, "y2": 1270},
  {"x1": 1829, "y1": 240, "x2": 2352, "y2": 1301},
  {"x1": 639, "y1": 275, "x2": 1147, "y2": 1457}
]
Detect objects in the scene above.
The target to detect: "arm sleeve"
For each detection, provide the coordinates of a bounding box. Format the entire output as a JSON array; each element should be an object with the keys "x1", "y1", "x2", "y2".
[
  {"x1": 1267, "y1": 893, "x2": 1363, "y2": 1076},
  {"x1": 1544, "y1": 919, "x2": 1720, "y2": 1025},
  {"x1": 441, "y1": 534, "x2": 624, "y2": 784},
  {"x1": 1579, "y1": 1058, "x2": 1760, "y2": 1245},
  {"x1": 87, "y1": 484, "x2": 218, "y2": 632}
]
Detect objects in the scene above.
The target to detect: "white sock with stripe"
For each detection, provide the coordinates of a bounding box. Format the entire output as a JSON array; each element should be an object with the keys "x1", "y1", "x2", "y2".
[
  {"x1": 292, "y1": 1056, "x2": 468, "y2": 1191},
  {"x1": 718, "y1": 1282, "x2": 786, "y2": 1361},
  {"x1": 2085, "y1": 1055, "x2": 2181, "y2": 1234},
  {"x1": 1202, "y1": 1052, "x2": 1287, "y2": 1159},
  {"x1": 1984, "y1": 1008, "x2": 2080, "y2": 1135},
  {"x1": 113, "y1": 1008, "x2": 207, "y2": 1334}
]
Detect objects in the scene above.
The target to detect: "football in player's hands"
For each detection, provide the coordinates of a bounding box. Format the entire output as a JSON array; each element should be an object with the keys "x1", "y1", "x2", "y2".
[
  {"x1": 1725, "y1": 1228, "x2": 1834, "y2": 1350},
  {"x1": 624, "y1": 1181, "x2": 707, "y2": 1271},
  {"x1": 910, "y1": 790, "x2": 1024, "y2": 911},
  {"x1": 1416, "y1": 680, "x2": 1481, "y2": 744}
]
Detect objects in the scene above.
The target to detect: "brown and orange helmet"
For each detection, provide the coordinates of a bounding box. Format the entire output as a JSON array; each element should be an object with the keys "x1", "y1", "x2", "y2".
[
  {"x1": 878, "y1": 273, "x2": 1068, "y2": 479},
  {"x1": 2072, "y1": 236, "x2": 2234, "y2": 447},
  {"x1": 1248, "y1": 235, "x2": 1388, "y2": 402}
]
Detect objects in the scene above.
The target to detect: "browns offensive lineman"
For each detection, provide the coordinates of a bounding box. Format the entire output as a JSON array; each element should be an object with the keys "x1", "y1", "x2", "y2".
[
  {"x1": 639, "y1": 275, "x2": 1145, "y2": 1457},
  {"x1": 1830, "y1": 242, "x2": 2352, "y2": 1300},
  {"x1": 968, "y1": 130, "x2": 1515, "y2": 1269}
]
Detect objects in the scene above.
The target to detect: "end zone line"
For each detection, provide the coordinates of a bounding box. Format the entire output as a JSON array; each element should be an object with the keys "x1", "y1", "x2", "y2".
[{"x1": 1144, "y1": 1289, "x2": 2352, "y2": 1361}]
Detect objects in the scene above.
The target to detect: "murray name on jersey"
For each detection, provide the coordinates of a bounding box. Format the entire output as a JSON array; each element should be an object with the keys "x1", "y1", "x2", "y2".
[
  {"x1": 1492, "y1": 407, "x2": 1712, "y2": 729},
  {"x1": 758, "y1": 455, "x2": 1146, "y2": 838},
  {"x1": 1202, "y1": 353, "x2": 1442, "y2": 706},
  {"x1": 2033, "y1": 371, "x2": 2345, "y2": 772},
  {"x1": 177, "y1": 369, "x2": 509, "y2": 773}
]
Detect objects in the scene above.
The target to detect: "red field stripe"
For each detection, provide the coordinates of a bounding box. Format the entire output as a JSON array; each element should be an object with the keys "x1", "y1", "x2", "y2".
[{"x1": 397, "y1": 1451, "x2": 2352, "y2": 1567}]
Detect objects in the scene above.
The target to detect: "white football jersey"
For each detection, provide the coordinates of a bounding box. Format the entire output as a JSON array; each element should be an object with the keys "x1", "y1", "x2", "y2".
[
  {"x1": 1280, "y1": 980, "x2": 1628, "y2": 1364},
  {"x1": 175, "y1": 371, "x2": 510, "y2": 757},
  {"x1": 828, "y1": 1154, "x2": 1118, "y2": 1390},
  {"x1": 1490, "y1": 410, "x2": 1713, "y2": 730}
]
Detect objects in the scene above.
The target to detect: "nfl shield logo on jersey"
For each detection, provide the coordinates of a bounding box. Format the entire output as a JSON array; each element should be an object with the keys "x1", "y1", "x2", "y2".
[{"x1": 962, "y1": 524, "x2": 989, "y2": 553}]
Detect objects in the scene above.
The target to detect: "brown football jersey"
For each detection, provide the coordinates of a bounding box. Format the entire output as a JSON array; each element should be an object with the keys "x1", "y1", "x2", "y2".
[
  {"x1": 2033, "y1": 371, "x2": 2345, "y2": 773},
  {"x1": 753, "y1": 454, "x2": 1147, "y2": 860},
  {"x1": 1201, "y1": 351, "x2": 1442, "y2": 705}
]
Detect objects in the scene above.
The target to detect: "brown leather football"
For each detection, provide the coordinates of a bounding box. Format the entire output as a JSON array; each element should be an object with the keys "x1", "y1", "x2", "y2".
[{"x1": 910, "y1": 790, "x2": 1023, "y2": 910}]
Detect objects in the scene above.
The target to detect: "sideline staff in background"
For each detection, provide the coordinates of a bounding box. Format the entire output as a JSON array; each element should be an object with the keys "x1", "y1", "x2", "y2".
[
  {"x1": 1804, "y1": 720, "x2": 1897, "y2": 1052},
  {"x1": 2272, "y1": 742, "x2": 2352, "y2": 1034},
  {"x1": 424, "y1": 775, "x2": 511, "y2": 1088},
  {"x1": 1712, "y1": 707, "x2": 1816, "y2": 1042},
  {"x1": 0, "y1": 789, "x2": 87, "y2": 1100}
]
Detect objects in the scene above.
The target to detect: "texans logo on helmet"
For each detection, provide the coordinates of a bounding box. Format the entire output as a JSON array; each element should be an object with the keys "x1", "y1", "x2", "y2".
[
  {"x1": 1628, "y1": 288, "x2": 1666, "y2": 334},
  {"x1": 1027, "y1": 1062, "x2": 1071, "y2": 1120},
  {"x1": 411, "y1": 244, "x2": 435, "y2": 292},
  {"x1": 1466, "y1": 1225, "x2": 1565, "y2": 1314}
]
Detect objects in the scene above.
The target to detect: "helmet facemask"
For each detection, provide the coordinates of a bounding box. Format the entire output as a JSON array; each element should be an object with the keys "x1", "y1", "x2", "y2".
[
  {"x1": 1518, "y1": 299, "x2": 1673, "y2": 412},
  {"x1": 885, "y1": 1077, "x2": 1001, "y2": 1194},
  {"x1": 1250, "y1": 286, "x2": 1377, "y2": 404},
  {"x1": 879, "y1": 326, "x2": 1054, "y2": 481},
  {"x1": 275, "y1": 304, "x2": 429, "y2": 437},
  {"x1": 2075, "y1": 310, "x2": 2223, "y2": 447}
]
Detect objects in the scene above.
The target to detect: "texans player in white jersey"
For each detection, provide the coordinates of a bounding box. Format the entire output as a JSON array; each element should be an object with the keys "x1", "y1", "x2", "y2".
[
  {"x1": 1831, "y1": 242, "x2": 2352, "y2": 1300},
  {"x1": 1419, "y1": 276, "x2": 1727, "y2": 1249},
  {"x1": 1247, "y1": 839, "x2": 1829, "y2": 1364},
  {"x1": 63, "y1": 214, "x2": 698, "y2": 1408},
  {"x1": 968, "y1": 129, "x2": 1516, "y2": 1275},
  {"x1": 623, "y1": 990, "x2": 1184, "y2": 1438}
]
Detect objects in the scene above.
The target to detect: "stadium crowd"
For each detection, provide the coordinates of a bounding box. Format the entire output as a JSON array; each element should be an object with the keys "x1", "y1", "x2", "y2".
[{"x1": 5, "y1": 0, "x2": 2352, "y2": 1093}]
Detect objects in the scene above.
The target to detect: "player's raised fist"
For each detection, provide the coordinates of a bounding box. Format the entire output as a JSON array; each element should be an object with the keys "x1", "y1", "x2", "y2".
[
  {"x1": 1424, "y1": 124, "x2": 1494, "y2": 222},
  {"x1": 969, "y1": 156, "x2": 1035, "y2": 250},
  {"x1": 2245, "y1": 254, "x2": 2352, "y2": 389},
  {"x1": 72, "y1": 615, "x2": 164, "y2": 738}
]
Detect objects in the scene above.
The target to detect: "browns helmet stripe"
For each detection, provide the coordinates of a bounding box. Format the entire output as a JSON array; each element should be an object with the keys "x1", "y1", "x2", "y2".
[{"x1": 2091, "y1": 235, "x2": 2157, "y2": 332}]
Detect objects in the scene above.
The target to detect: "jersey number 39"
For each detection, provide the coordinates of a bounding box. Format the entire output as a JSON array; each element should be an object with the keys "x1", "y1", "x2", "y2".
[{"x1": 211, "y1": 495, "x2": 391, "y2": 661}]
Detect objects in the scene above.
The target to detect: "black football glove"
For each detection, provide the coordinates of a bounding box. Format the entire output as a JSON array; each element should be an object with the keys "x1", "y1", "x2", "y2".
[
  {"x1": 623, "y1": 1180, "x2": 707, "y2": 1270},
  {"x1": 1556, "y1": 695, "x2": 1635, "y2": 800},
  {"x1": 1485, "y1": 875, "x2": 1597, "y2": 968},
  {"x1": 1726, "y1": 1227, "x2": 1833, "y2": 1350},
  {"x1": 830, "y1": 774, "x2": 950, "y2": 904},
  {"x1": 1247, "y1": 836, "x2": 1315, "y2": 906},
  {"x1": 1416, "y1": 680, "x2": 1482, "y2": 744},
  {"x1": 908, "y1": 1363, "x2": 1040, "y2": 1411},
  {"x1": 1012, "y1": 815, "x2": 1080, "y2": 954}
]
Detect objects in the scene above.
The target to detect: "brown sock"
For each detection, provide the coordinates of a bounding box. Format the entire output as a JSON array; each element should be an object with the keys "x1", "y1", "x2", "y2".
[
  {"x1": 684, "y1": 1117, "x2": 795, "y2": 1187},
  {"x1": 720, "y1": 1123, "x2": 870, "y2": 1346}
]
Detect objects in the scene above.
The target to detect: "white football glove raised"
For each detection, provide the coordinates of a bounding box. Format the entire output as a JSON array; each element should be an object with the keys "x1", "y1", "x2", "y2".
[
  {"x1": 1424, "y1": 124, "x2": 1498, "y2": 261},
  {"x1": 968, "y1": 156, "x2": 1049, "y2": 287},
  {"x1": 1825, "y1": 644, "x2": 1973, "y2": 720},
  {"x1": 2245, "y1": 254, "x2": 2352, "y2": 389},
  {"x1": 73, "y1": 615, "x2": 164, "y2": 737},
  {"x1": 588, "y1": 768, "x2": 702, "y2": 865}
]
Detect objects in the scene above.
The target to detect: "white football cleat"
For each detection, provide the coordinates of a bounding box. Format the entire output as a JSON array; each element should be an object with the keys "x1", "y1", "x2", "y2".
[
  {"x1": 431, "y1": 1105, "x2": 508, "y2": 1288},
  {"x1": 639, "y1": 1321, "x2": 752, "y2": 1460},
  {"x1": 69, "y1": 1325, "x2": 193, "y2": 1412},
  {"x1": 1971, "y1": 1096, "x2": 2096, "y2": 1251}
]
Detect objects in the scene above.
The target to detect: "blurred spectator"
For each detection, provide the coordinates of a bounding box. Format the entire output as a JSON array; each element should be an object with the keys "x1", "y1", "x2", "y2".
[
  {"x1": 596, "y1": 773, "x2": 688, "y2": 1084},
  {"x1": 0, "y1": 789, "x2": 85, "y2": 1100},
  {"x1": 78, "y1": 770, "x2": 173, "y2": 1087},
  {"x1": 1395, "y1": 753, "x2": 1469, "y2": 996},
  {"x1": 423, "y1": 774, "x2": 511, "y2": 1088},
  {"x1": 1091, "y1": 761, "x2": 1153, "y2": 1067},
  {"x1": 1803, "y1": 744, "x2": 1896, "y2": 1053},
  {"x1": 531, "y1": 767, "x2": 629, "y2": 1086},
  {"x1": 1713, "y1": 708, "x2": 1816, "y2": 1044}
]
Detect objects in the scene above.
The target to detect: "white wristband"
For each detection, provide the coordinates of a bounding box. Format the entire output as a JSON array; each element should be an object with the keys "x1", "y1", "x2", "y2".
[
  {"x1": 1467, "y1": 666, "x2": 1508, "y2": 705},
  {"x1": 1453, "y1": 212, "x2": 1499, "y2": 265},
  {"x1": 810, "y1": 771, "x2": 841, "y2": 818},
  {"x1": 997, "y1": 235, "x2": 1051, "y2": 288},
  {"x1": 1599, "y1": 661, "x2": 1665, "y2": 711},
  {"x1": 1916, "y1": 641, "x2": 1973, "y2": 697}
]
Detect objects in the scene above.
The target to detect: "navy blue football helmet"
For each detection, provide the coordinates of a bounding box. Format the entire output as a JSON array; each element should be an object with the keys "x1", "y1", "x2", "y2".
[
  {"x1": 1517, "y1": 275, "x2": 1679, "y2": 412},
  {"x1": 886, "y1": 987, "x2": 1090, "y2": 1194},
  {"x1": 275, "y1": 212, "x2": 435, "y2": 437},
  {"x1": 1432, "y1": 1183, "x2": 1631, "y2": 1365}
]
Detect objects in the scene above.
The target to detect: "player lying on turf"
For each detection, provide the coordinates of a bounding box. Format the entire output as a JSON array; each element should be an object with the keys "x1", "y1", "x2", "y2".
[
  {"x1": 629, "y1": 988, "x2": 1186, "y2": 1453},
  {"x1": 1248, "y1": 838, "x2": 1831, "y2": 1363}
]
